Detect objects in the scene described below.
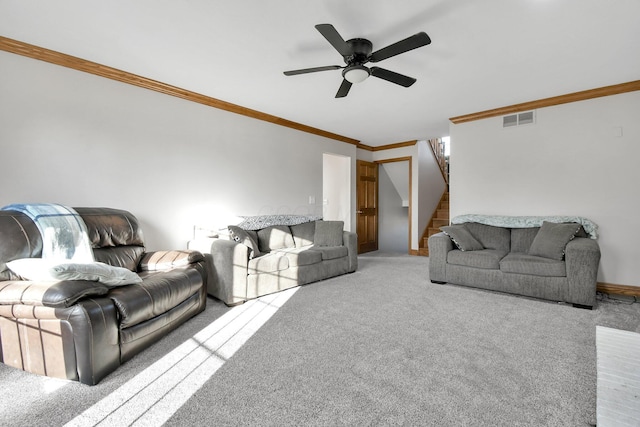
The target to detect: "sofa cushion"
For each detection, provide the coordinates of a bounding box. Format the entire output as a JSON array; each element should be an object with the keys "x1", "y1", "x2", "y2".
[
  {"x1": 75, "y1": 207, "x2": 145, "y2": 247},
  {"x1": 257, "y1": 225, "x2": 295, "y2": 253},
  {"x1": 290, "y1": 221, "x2": 316, "y2": 247},
  {"x1": 464, "y1": 223, "x2": 511, "y2": 252},
  {"x1": 309, "y1": 245, "x2": 349, "y2": 261},
  {"x1": 93, "y1": 246, "x2": 146, "y2": 271},
  {"x1": 110, "y1": 267, "x2": 204, "y2": 328},
  {"x1": 500, "y1": 253, "x2": 566, "y2": 277},
  {"x1": 228, "y1": 226, "x2": 262, "y2": 258},
  {"x1": 248, "y1": 252, "x2": 290, "y2": 274},
  {"x1": 314, "y1": 221, "x2": 344, "y2": 247},
  {"x1": 274, "y1": 247, "x2": 323, "y2": 267},
  {"x1": 528, "y1": 221, "x2": 582, "y2": 261},
  {"x1": 447, "y1": 249, "x2": 506, "y2": 270},
  {"x1": 49, "y1": 262, "x2": 142, "y2": 287},
  {"x1": 440, "y1": 225, "x2": 483, "y2": 251},
  {"x1": 510, "y1": 227, "x2": 541, "y2": 253}
]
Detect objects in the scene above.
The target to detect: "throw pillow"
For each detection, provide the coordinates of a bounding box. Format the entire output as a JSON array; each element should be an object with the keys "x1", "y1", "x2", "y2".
[
  {"x1": 256, "y1": 225, "x2": 295, "y2": 253},
  {"x1": 528, "y1": 221, "x2": 582, "y2": 260},
  {"x1": 440, "y1": 225, "x2": 484, "y2": 251},
  {"x1": 314, "y1": 220, "x2": 344, "y2": 247},
  {"x1": 6, "y1": 258, "x2": 142, "y2": 287},
  {"x1": 49, "y1": 262, "x2": 142, "y2": 287},
  {"x1": 228, "y1": 225, "x2": 262, "y2": 258},
  {"x1": 290, "y1": 221, "x2": 316, "y2": 247}
]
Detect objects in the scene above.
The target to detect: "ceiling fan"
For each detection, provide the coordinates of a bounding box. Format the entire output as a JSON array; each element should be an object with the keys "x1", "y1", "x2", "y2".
[{"x1": 284, "y1": 24, "x2": 431, "y2": 98}]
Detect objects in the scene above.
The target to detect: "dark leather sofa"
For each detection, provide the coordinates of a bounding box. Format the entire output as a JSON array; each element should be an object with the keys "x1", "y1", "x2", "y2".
[{"x1": 0, "y1": 207, "x2": 207, "y2": 385}]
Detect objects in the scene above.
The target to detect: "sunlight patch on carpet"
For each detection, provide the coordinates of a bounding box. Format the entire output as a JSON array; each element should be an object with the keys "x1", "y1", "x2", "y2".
[{"x1": 64, "y1": 287, "x2": 299, "y2": 427}]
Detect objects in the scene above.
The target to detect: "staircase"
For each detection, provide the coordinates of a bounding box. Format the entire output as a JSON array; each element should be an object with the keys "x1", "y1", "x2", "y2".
[{"x1": 418, "y1": 192, "x2": 449, "y2": 257}]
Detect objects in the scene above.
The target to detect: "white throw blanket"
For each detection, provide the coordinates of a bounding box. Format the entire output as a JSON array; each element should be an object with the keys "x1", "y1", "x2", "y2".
[
  {"x1": 451, "y1": 214, "x2": 599, "y2": 239},
  {"x1": 2, "y1": 203, "x2": 95, "y2": 262}
]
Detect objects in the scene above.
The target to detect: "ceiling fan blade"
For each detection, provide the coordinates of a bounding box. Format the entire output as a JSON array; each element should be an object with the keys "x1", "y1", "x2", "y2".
[
  {"x1": 369, "y1": 32, "x2": 431, "y2": 63},
  {"x1": 335, "y1": 79, "x2": 352, "y2": 98},
  {"x1": 370, "y1": 67, "x2": 416, "y2": 87},
  {"x1": 315, "y1": 24, "x2": 352, "y2": 57},
  {"x1": 284, "y1": 65, "x2": 342, "y2": 76}
]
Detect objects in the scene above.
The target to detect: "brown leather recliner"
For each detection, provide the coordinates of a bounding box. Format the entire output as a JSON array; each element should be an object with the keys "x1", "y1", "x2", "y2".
[{"x1": 0, "y1": 207, "x2": 207, "y2": 385}]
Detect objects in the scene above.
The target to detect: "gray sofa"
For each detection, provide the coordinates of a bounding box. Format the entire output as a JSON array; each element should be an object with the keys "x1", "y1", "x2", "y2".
[
  {"x1": 428, "y1": 216, "x2": 601, "y2": 308},
  {"x1": 192, "y1": 219, "x2": 357, "y2": 306}
]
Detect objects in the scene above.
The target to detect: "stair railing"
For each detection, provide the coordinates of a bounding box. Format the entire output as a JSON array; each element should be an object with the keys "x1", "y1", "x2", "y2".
[{"x1": 428, "y1": 138, "x2": 448, "y2": 185}]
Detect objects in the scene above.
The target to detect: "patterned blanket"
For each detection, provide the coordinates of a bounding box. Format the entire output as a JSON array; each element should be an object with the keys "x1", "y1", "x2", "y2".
[{"x1": 451, "y1": 214, "x2": 598, "y2": 239}]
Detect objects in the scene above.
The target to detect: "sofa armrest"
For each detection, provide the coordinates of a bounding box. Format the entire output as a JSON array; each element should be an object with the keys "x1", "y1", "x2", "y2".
[
  {"x1": 208, "y1": 239, "x2": 250, "y2": 305},
  {"x1": 428, "y1": 232, "x2": 454, "y2": 283},
  {"x1": 138, "y1": 250, "x2": 204, "y2": 272},
  {"x1": 564, "y1": 237, "x2": 601, "y2": 307},
  {"x1": 342, "y1": 231, "x2": 358, "y2": 273},
  {"x1": 0, "y1": 279, "x2": 109, "y2": 308}
]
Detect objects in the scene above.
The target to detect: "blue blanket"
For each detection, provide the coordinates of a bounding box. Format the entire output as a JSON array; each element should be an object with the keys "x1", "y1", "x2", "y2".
[{"x1": 2, "y1": 203, "x2": 95, "y2": 262}]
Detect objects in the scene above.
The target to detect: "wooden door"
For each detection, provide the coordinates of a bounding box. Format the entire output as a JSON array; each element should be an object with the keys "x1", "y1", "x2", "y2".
[{"x1": 356, "y1": 160, "x2": 378, "y2": 254}]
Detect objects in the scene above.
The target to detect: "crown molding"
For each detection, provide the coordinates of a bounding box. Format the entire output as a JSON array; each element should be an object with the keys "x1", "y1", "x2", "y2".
[
  {"x1": 358, "y1": 139, "x2": 417, "y2": 152},
  {"x1": 450, "y1": 80, "x2": 640, "y2": 124},
  {"x1": 0, "y1": 36, "x2": 360, "y2": 146}
]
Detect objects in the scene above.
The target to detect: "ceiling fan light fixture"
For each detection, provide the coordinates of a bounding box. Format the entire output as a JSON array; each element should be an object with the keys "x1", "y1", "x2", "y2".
[{"x1": 343, "y1": 65, "x2": 370, "y2": 84}]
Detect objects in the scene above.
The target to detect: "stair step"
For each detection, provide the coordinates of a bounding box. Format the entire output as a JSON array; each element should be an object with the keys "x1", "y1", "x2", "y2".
[
  {"x1": 437, "y1": 209, "x2": 449, "y2": 218},
  {"x1": 432, "y1": 219, "x2": 449, "y2": 228},
  {"x1": 428, "y1": 227, "x2": 441, "y2": 236},
  {"x1": 440, "y1": 201, "x2": 449, "y2": 209}
]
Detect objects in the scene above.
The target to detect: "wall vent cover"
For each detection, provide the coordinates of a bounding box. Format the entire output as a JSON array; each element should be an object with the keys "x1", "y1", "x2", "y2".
[{"x1": 503, "y1": 111, "x2": 535, "y2": 128}]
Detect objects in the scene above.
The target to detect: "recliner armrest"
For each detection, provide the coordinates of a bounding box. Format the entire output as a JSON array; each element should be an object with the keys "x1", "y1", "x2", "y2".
[{"x1": 138, "y1": 250, "x2": 204, "y2": 272}]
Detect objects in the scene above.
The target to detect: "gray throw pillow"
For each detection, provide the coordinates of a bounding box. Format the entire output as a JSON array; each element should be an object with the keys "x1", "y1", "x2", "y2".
[
  {"x1": 6, "y1": 258, "x2": 142, "y2": 287},
  {"x1": 314, "y1": 220, "x2": 344, "y2": 247},
  {"x1": 528, "y1": 221, "x2": 582, "y2": 260},
  {"x1": 228, "y1": 225, "x2": 261, "y2": 258},
  {"x1": 290, "y1": 221, "x2": 316, "y2": 247},
  {"x1": 256, "y1": 225, "x2": 295, "y2": 253},
  {"x1": 440, "y1": 224, "x2": 484, "y2": 251}
]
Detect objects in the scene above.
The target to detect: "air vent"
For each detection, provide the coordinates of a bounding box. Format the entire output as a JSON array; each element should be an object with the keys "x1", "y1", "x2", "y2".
[{"x1": 503, "y1": 111, "x2": 535, "y2": 128}]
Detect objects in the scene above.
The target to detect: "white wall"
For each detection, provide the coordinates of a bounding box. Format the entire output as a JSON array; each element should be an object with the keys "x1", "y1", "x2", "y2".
[
  {"x1": 450, "y1": 91, "x2": 640, "y2": 287},
  {"x1": 0, "y1": 51, "x2": 356, "y2": 250},
  {"x1": 322, "y1": 153, "x2": 351, "y2": 230}
]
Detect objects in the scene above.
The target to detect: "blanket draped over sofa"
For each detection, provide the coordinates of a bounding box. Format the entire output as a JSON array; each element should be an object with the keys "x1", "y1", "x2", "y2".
[
  {"x1": 2, "y1": 203, "x2": 95, "y2": 262},
  {"x1": 451, "y1": 214, "x2": 599, "y2": 239},
  {"x1": 428, "y1": 215, "x2": 601, "y2": 308}
]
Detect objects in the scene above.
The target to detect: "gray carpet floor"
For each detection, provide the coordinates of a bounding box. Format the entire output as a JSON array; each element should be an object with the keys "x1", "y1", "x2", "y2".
[{"x1": 1, "y1": 253, "x2": 639, "y2": 426}]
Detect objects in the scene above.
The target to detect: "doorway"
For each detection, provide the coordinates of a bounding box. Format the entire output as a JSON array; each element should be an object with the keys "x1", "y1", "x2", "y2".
[
  {"x1": 356, "y1": 160, "x2": 378, "y2": 253},
  {"x1": 378, "y1": 159, "x2": 410, "y2": 253}
]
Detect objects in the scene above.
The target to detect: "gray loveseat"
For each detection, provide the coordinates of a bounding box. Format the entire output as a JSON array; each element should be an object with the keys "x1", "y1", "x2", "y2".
[
  {"x1": 191, "y1": 218, "x2": 357, "y2": 306},
  {"x1": 428, "y1": 215, "x2": 601, "y2": 309}
]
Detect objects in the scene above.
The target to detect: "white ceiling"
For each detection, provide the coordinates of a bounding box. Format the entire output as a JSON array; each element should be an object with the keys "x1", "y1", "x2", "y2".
[{"x1": 1, "y1": 0, "x2": 639, "y2": 146}]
